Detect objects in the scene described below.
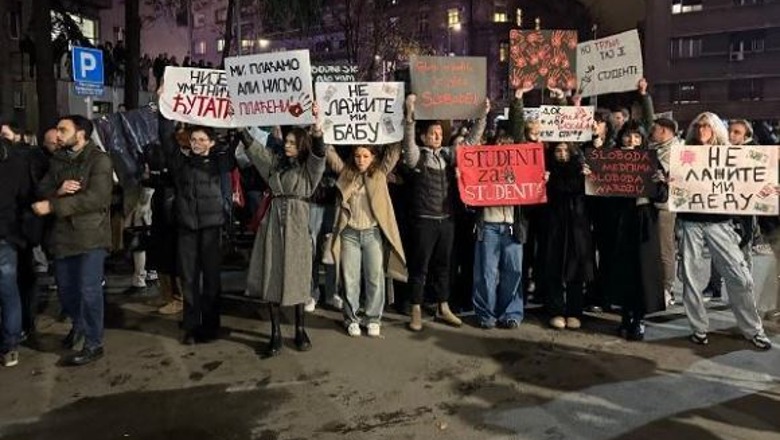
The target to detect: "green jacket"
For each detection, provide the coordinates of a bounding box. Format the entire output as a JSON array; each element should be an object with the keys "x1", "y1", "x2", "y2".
[{"x1": 39, "y1": 142, "x2": 113, "y2": 258}]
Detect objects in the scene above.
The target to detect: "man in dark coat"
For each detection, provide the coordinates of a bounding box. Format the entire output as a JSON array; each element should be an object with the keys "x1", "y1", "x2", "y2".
[{"x1": 33, "y1": 115, "x2": 113, "y2": 366}]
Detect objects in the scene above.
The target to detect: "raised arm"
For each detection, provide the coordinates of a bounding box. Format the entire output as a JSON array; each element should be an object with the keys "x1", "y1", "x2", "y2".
[
  {"x1": 402, "y1": 94, "x2": 421, "y2": 168},
  {"x1": 380, "y1": 142, "x2": 402, "y2": 175},
  {"x1": 510, "y1": 86, "x2": 533, "y2": 143},
  {"x1": 325, "y1": 145, "x2": 345, "y2": 174},
  {"x1": 241, "y1": 127, "x2": 278, "y2": 180},
  {"x1": 306, "y1": 133, "x2": 327, "y2": 188},
  {"x1": 637, "y1": 78, "x2": 655, "y2": 132},
  {"x1": 464, "y1": 98, "x2": 491, "y2": 146}
]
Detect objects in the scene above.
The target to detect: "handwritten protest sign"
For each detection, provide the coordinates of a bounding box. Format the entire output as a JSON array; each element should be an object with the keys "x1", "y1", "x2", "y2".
[
  {"x1": 410, "y1": 56, "x2": 486, "y2": 120},
  {"x1": 523, "y1": 107, "x2": 541, "y2": 121},
  {"x1": 509, "y1": 30, "x2": 578, "y2": 90},
  {"x1": 577, "y1": 30, "x2": 643, "y2": 97},
  {"x1": 312, "y1": 64, "x2": 358, "y2": 83},
  {"x1": 159, "y1": 67, "x2": 236, "y2": 128},
  {"x1": 584, "y1": 148, "x2": 658, "y2": 197},
  {"x1": 456, "y1": 143, "x2": 547, "y2": 206},
  {"x1": 670, "y1": 145, "x2": 779, "y2": 215},
  {"x1": 225, "y1": 50, "x2": 314, "y2": 126},
  {"x1": 538, "y1": 105, "x2": 594, "y2": 142},
  {"x1": 316, "y1": 82, "x2": 404, "y2": 145}
]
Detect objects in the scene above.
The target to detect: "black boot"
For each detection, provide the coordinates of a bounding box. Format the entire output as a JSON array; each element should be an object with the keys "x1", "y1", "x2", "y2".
[
  {"x1": 294, "y1": 304, "x2": 311, "y2": 352},
  {"x1": 263, "y1": 304, "x2": 282, "y2": 358}
]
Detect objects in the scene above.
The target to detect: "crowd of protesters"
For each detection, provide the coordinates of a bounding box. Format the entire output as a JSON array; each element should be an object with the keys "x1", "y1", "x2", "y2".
[{"x1": 0, "y1": 76, "x2": 778, "y2": 368}]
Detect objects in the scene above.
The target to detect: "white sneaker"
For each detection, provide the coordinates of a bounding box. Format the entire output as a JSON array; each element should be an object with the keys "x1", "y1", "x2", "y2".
[
  {"x1": 347, "y1": 322, "x2": 361, "y2": 337},
  {"x1": 367, "y1": 322, "x2": 381, "y2": 337},
  {"x1": 304, "y1": 297, "x2": 316, "y2": 313},
  {"x1": 329, "y1": 296, "x2": 344, "y2": 310}
]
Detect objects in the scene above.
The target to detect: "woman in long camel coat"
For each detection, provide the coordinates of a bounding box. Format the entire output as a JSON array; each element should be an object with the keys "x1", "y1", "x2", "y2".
[{"x1": 241, "y1": 116, "x2": 327, "y2": 357}]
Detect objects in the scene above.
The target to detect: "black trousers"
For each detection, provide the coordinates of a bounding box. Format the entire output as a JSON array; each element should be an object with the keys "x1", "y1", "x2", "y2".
[
  {"x1": 546, "y1": 282, "x2": 585, "y2": 318},
  {"x1": 178, "y1": 227, "x2": 222, "y2": 334},
  {"x1": 407, "y1": 217, "x2": 455, "y2": 305},
  {"x1": 17, "y1": 247, "x2": 37, "y2": 334}
]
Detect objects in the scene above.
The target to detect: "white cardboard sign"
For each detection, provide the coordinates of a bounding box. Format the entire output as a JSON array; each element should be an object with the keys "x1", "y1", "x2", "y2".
[
  {"x1": 159, "y1": 67, "x2": 237, "y2": 128},
  {"x1": 225, "y1": 50, "x2": 315, "y2": 126},
  {"x1": 538, "y1": 105, "x2": 594, "y2": 142},
  {"x1": 316, "y1": 82, "x2": 404, "y2": 145},
  {"x1": 577, "y1": 30, "x2": 643, "y2": 97},
  {"x1": 670, "y1": 145, "x2": 779, "y2": 215}
]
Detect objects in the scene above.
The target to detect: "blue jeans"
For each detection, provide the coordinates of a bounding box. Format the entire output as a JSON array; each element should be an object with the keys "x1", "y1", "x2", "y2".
[
  {"x1": 473, "y1": 223, "x2": 524, "y2": 326},
  {"x1": 0, "y1": 241, "x2": 22, "y2": 351},
  {"x1": 341, "y1": 227, "x2": 385, "y2": 325},
  {"x1": 55, "y1": 249, "x2": 107, "y2": 350}
]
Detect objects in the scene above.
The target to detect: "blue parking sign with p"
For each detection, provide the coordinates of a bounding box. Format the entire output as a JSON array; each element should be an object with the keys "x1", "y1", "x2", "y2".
[{"x1": 72, "y1": 46, "x2": 104, "y2": 85}]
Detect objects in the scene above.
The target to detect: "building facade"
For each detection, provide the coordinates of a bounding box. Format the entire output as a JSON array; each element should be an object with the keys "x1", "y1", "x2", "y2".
[{"x1": 644, "y1": 0, "x2": 780, "y2": 124}]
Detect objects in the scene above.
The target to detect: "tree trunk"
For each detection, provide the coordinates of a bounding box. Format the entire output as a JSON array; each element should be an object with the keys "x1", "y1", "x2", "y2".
[
  {"x1": 32, "y1": 0, "x2": 57, "y2": 138},
  {"x1": 0, "y1": 0, "x2": 12, "y2": 121},
  {"x1": 221, "y1": 0, "x2": 237, "y2": 62},
  {"x1": 125, "y1": 0, "x2": 141, "y2": 109}
]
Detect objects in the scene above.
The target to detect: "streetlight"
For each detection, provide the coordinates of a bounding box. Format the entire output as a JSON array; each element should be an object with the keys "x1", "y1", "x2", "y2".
[
  {"x1": 258, "y1": 39, "x2": 270, "y2": 50},
  {"x1": 448, "y1": 22, "x2": 461, "y2": 56}
]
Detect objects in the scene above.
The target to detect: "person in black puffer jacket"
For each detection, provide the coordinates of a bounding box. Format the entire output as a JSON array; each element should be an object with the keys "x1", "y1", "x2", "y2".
[{"x1": 159, "y1": 116, "x2": 235, "y2": 344}]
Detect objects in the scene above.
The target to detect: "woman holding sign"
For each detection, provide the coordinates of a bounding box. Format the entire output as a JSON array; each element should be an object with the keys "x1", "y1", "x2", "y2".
[
  {"x1": 325, "y1": 143, "x2": 407, "y2": 337},
  {"x1": 677, "y1": 112, "x2": 771, "y2": 350},
  {"x1": 241, "y1": 114, "x2": 327, "y2": 357}
]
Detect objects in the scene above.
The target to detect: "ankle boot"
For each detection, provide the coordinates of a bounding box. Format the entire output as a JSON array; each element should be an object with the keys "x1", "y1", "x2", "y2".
[
  {"x1": 263, "y1": 304, "x2": 283, "y2": 357},
  {"x1": 294, "y1": 304, "x2": 312, "y2": 352},
  {"x1": 408, "y1": 305, "x2": 423, "y2": 332},
  {"x1": 438, "y1": 302, "x2": 462, "y2": 327}
]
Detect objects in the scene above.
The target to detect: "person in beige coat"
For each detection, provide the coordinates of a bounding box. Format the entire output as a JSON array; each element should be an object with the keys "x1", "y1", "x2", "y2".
[{"x1": 326, "y1": 143, "x2": 407, "y2": 337}]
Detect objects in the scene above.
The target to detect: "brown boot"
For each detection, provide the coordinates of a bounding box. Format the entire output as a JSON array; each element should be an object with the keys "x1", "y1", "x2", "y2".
[
  {"x1": 408, "y1": 305, "x2": 423, "y2": 332},
  {"x1": 438, "y1": 302, "x2": 462, "y2": 327},
  {"x1": 158, "y1": 299, "x2": 183, "y2": 315}
]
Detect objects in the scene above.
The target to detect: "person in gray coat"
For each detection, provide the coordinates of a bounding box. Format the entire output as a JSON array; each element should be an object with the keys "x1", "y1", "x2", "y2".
[{"x1": 241, "y1": 114, "x2": 326, "y2": 358}]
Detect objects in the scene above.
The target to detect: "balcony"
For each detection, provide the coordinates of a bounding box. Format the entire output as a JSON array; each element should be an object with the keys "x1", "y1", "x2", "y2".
[{"x1": 671, "y1": 2, "x2": 780, "y2": 36}]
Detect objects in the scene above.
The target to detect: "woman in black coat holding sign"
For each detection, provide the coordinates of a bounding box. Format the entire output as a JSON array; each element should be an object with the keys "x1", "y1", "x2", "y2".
[{"x1": 590, "y1": 121, "x2": 666, "y2": 340}]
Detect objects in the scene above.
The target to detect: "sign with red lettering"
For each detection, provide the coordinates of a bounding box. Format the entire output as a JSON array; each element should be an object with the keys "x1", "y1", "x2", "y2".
[
  {"x1": 456, "y1": 143, "x2": 547, "y2": 206},
  {"x1": 584, "y1": 148, "x2": 658, "y2": 198},
  {"x1": 539, "y1": 105, "x2": 594, "y2": 142},
  {"x1": 225, "y1": 50, "x2": 315, "y2": 126},
  {"x1": 159, "y1": 67, "x2": 237, "y2": 128},
  {"x1": 410, "y1": 56, "x2": 486, "y2": 120},
  {"x1": 577, "y1": 30, "x2": 643, "y2": 97},
  {"x1": 670, "y1": 145, "x2": 779, "y2": 215},
  {"x1": 509, "y1": 30, "x2": 578, "y2": 90}
]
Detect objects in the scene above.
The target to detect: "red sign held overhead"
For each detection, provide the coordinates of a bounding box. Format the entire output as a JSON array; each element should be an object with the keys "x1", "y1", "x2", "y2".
[{"x1": 457, "y1": 143, "x2": 547, "y2": 207}]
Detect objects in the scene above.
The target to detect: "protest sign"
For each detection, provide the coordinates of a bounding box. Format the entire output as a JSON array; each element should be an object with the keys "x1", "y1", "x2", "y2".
[
  {"x1": 312, "y1": 64, "x2": 359, "y2": 83},
  {"x1": 538, "y1": 105, "x2": 594, "y2": 142},
  {"x1": 316, "y1": 82, "x2": 404, "y2": 145},
  {"x1": 509, "y1": 30, "x2": 578, "y2": 90},
  {"x1": 225, "y1": 50, "x2": 315, "y2": 126},
  {"x1": 456, "y1": 143, "x2": 547, "y2": 206},
  {"x1": 523, "y1": 107, "x2": 541, "y2": 121},
  {"x1": 670, "y1": 145, "x2": 779, "y2": 215},
  {"x1": 159, "y1": 67, "x2": 236, "y2": 128},
  {"x1": 584, "y1": 148, "x2": 658, "y2": 197},
  {"x1": 410, "y1": 56, "x2": 486, "y2": 120},
  {"x1": 577, "y1": 30, "x2": 643, "y2": 97}
]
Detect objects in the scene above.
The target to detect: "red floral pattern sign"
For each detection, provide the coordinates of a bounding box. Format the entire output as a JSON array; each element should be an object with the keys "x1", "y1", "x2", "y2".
[{"x1": 509, "y1": 30, "x2": 578, "y2": 90}]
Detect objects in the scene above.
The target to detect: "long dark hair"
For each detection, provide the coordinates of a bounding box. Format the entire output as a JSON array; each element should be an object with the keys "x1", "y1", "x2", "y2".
[{"x1": 286, "y1": 126, "x2": 312, "y2": 164}]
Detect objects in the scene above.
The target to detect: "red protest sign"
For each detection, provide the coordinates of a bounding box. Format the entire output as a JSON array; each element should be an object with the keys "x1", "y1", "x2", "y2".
[
  {"x1": 457, "y1": 143, "x2": 547, "y2": 206},
  {"x1": 584, "y1": 148, "x2": 658, "y2": 198},
  {"x1": 410, "y1": 56, "x2": 487, "y2": 120},
  {"x1": 509, "y1": 30, "x2": 577, "y2": 90}
]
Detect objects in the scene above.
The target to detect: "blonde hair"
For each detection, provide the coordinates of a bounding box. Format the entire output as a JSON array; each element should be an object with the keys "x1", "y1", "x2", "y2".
[{"x1": 685, "y1": 112, "x2": 729, "y2": 145}]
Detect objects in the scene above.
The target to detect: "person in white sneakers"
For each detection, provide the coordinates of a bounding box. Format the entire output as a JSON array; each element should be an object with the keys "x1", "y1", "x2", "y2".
[{"x1": 326, "y1": 142, "x2": 407, "y2": 337}]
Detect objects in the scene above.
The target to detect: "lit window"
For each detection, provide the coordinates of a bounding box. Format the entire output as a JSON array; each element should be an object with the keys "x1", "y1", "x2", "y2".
[
  {"x1": 673, "y1": 82, "x2": 700, "y2": 104},
  {"x1": 195, "y1": 41, "x2": 206, "y2": 55},
  {"x1": 499, "y1": 42, "x2": 509, "y2": 62},
  {"x1": 670, "y1": 37, "x2": 702, "y2": 58},
  {"x1": 241, "y1": 39, "x2": 253, "y2": 51},
  {"x1": 494, "y1": 12, "x2": 508, "y2": 23},
  {"x1": 447, "y1": 8, "x2": 460, "y2": 26},
  {"x1": 8, "y1": 11, "x2": 21, "y2": 40},
  {"x1": 54, "y1": 12, "x2": 99, "y2": 44},
  {"x1": 671, "y1": 0, "x2": 703, "y2": 14},
  {"x1": 217, "y1": 39, "x2": 225, "y2": 52}
]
